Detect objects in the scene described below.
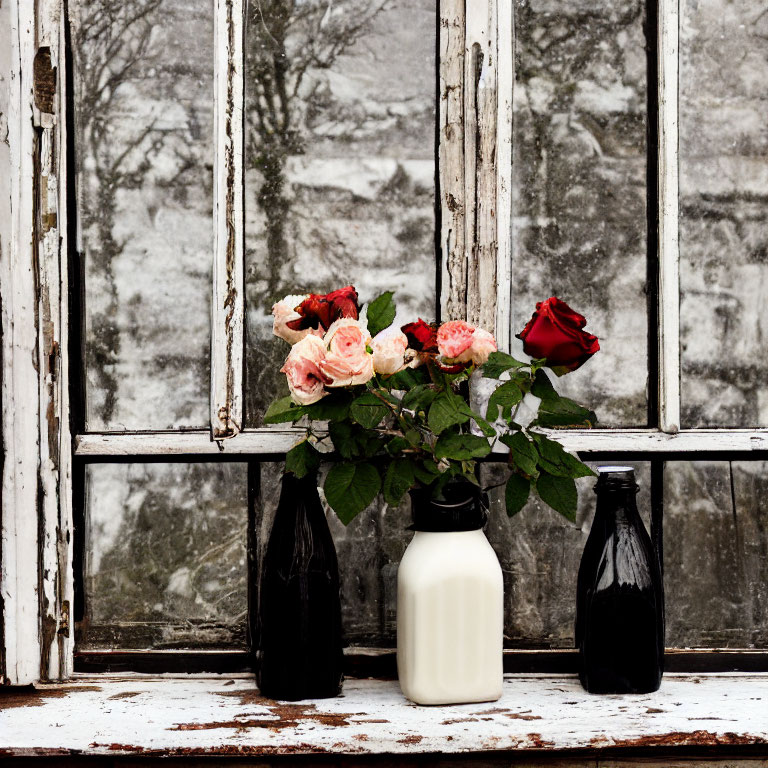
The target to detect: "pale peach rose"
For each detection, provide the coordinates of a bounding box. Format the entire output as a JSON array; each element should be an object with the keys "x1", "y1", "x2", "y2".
[
  {"x1": 371, "y1": 327, "x2": 408, "y2": 375},
  {"x1": 438, "y1": 320, "x2": 498, "y2": 365},
  {"x1": 320, "y1": 318, "x2": 375, "y2": 387},
  {"x1": 280, "y1": 334, "x2": 331, "y2": 405},
  {"x1": 272, "y1": 294, "x2": 323, "y2": 345},
  {"x1": 465, "y1": 327, "x2": 497, "y2": 365},
  {"x1": 437, "y1": 320, "x2": 475, "y2": 359}
]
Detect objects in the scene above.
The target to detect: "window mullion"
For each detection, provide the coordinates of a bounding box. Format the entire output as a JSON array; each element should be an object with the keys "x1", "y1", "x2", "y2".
[
  {"x1": 658, "y1": 0, "x2": 681, "y2": 433},
  {"x1": 36, "y1": 0, "x2": 75, "y2": 682},
  {"x1": 211, "y1": 0, "x2": 245, "y2": 441},
  {"x1": 2, "y1": 0, "x2": 42, "y2": 686}
]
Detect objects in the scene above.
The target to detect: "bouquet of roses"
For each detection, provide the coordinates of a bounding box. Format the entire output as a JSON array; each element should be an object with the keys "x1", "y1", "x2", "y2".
[{"x1": 265, "y1": 286, "x2": 600, "y2": 525}]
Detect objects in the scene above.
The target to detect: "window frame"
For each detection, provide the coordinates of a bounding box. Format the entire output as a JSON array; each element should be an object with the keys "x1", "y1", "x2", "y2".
[{"x1": 3, "y1": 0, "x2": 768, "y2": 686}]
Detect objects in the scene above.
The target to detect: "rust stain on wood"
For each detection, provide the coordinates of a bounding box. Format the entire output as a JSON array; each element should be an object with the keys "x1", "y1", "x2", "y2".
[
  {"x1": 397, "y1": 734, "x2": 423, "y2": 744},
  {"x1": 0, "y1": 685, "x2": 101, "y2": 709},
  {"x1": 170, "y1": 702, "x2": 364, "y2": 732},
  {"x1": 33, "y1": 47, "x2": 56, "y2": 113},
  {"x1": 591, "y1": 730, "x2": 763, "y2": 748},
  {"x1": 107, "y1": 691, "x2": 142, "y2": 700}
]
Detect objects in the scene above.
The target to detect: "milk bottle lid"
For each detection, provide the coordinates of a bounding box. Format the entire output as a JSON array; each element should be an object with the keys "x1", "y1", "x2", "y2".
[{"x1": 409, "y1": 482, "x2": 488, "y2": 531}]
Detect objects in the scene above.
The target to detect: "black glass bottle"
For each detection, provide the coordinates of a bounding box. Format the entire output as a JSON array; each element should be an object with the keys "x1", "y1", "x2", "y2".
[
  {"x1": 576, "y1": 466, "x2": 664, "y2": 693},
  {"x1": 256, "y1": 472, "x2": 343, "y2": 700}
]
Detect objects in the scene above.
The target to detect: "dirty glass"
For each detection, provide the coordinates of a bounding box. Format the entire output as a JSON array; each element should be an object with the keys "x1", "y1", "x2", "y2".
[
  {"x1": 664, "y1": 461, "x2": 768, "y2": 648},
  {"x1": 243, "y1": 0, "x2": 437, "y2": 426},
  {"x1": 679, "y1": 0, "x2": 768, "y2": 427},
  {"x1": 80, "y1": 463, "x2": 248, "y2": 649},
  {"x1": 510, "y1": 0, "x2": 649, "y2": 427},
  {"x1": 255, "y1": 463, "x2": 651, "y2": 649},
  {"x1": 71, "y1": 0, "x2": 214, "y2": 430}
]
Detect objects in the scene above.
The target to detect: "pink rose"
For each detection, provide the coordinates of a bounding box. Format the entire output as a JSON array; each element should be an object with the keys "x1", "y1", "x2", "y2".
[
  {"x1": 320, "y1": 318, "x2": 375, "y2": 387},
  {"x1": 437, "y1": 320, "x2": 497, "y2": 365},
  {"x1": 280, "y1": 334, "x2": 331, "y2": 405},
  {"x1": 371, "y1": 327, "x2": 408, "y2": 375},
  {"x1": 437, "y1": 320, "x2": 476, "y2": 359},
  {"x1": 466, "y1": 328, "x2": 497, "y2": 365},
  {"x1": 272, "y1": 295, "x2": 323, "y2": 345}
]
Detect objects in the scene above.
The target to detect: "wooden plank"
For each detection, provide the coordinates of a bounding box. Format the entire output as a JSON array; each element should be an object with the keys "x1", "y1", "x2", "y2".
[
  {"x1": 2, "y1": 673, "x2": 768, "y2": 755},
  {"x1": 658, "y1": 0, "x2": 681, "y2": 433},
  {"x1": 33, "y1": 0, "x2": 74, "y2": 684},
  {"x1": 494, "y1": 0, "x2": 513, "y2": 352},
  {"x1": 74, "y1": 428, "x2": 768, "y2": 457},
  {"x1": 211, "y1": 0, "x2": 244, "y2": 440},
  {"x1": 1, "y1": 0, "x2": 42, "y2": 686},
  {"x1": 439, "y1": 0, "x2": 466, "y2": 322}
]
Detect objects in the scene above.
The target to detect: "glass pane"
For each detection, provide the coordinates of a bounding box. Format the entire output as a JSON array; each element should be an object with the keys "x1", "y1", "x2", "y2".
[
  {"x1": 80, "y1": 463, "x2": 248, "y2": 649},
  {"x1": 483, "y1": 462, "x2": 651, "y2": 647},
  {"x1": 72, "y1": 0, "x2": 214, "y2": 430},
  {"x1": 664, "y1": 461, "x2": 768, "y2": 647},
  {"x1": 511, "y1": 0, "x2": 649, "y2": 426},
  {"x1": 679, "y1": 0, "x2": 768, "y2": 427},
  {"x1": 243, "y1": 0, "x2": 437, "y2": 426}
]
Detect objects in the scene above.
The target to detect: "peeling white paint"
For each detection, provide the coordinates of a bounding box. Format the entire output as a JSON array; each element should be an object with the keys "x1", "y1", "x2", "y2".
[{"x1": 1, "y1": 674, "x2": 768, "y2": 756}]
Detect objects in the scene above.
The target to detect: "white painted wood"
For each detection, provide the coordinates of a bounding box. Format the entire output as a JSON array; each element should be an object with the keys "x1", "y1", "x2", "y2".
[
  {"x1": 658, "y1": 0, "x2": 681, "y2": 433},
  {"x1": 439, "y1": 0, "x2": 466, "y2": 323},
  {"x1": 1, "y1": 673, "x2": 768, "y2": 755},
  {"x1": 1, "y1": 0, "x2": 42, "y2": 686},
  {"x1": 74, "y1": 428, "x2": 768, "y2": 456},
  {"x1": 34, "y1": 0, "x2": 73, "y2": 683},
  {"x1": 494, "y1": 0, "x2": 513, "y2": 352},
  {"x1": 211, "y1": 0, "x2": 245, "y2": 440}
]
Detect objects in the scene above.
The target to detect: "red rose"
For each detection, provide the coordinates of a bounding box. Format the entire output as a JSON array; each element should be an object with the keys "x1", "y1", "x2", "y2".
[
  {"x1": 286, "y1": 285, "x2": 360, "y2": 333},
  {"x1": 517, "y1": 297, "x2": 599, "y2": 373},
  {"x1": 401, "y1": 319, "x2": 438, "y2": 353}
]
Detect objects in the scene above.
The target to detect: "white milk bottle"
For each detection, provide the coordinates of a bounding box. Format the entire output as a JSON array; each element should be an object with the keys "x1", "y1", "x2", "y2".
[{"x1": 397, "y1": 483, "x2": 503, "y2": 705}]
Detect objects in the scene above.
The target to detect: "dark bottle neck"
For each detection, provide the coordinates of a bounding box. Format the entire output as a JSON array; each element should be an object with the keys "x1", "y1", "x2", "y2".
[{"x1": 593, "y1": 480, "x2": 641, "y2": 525}]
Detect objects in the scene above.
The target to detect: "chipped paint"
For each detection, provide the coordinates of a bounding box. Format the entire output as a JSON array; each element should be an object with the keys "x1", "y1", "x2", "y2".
[{"x1": 2, "y1": 674, "x2": 768, "y2": 756}]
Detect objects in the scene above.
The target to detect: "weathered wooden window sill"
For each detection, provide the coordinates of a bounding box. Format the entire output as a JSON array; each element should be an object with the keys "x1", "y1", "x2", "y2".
[{"x1": 1, "y1": 673, "x2": 767, "y2": 758}]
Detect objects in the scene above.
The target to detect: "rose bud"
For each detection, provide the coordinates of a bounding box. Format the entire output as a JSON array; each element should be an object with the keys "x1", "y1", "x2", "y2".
[
  {"x1": 320, "y1": 318, "x2": 375, "y2": 387},
  {"x1": 371, "y1": 327, "x2": 408, "y2": 375},
  {"x1": 517, "y1": 297, "x2": 599, "y2": 374},
  {"x1": 401, "y1": 318, "x2": 438, "y2": 353},
  {"x1": 286, "y1": 285, "x2": 360, "y2": 333},
  {"x1": 280, "y1": 334, "x2": 332, "y2": 405}
]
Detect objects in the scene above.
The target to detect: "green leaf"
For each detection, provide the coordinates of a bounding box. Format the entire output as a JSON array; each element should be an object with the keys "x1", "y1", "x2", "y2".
[
  {"x1": 413, "y1": 461, "x2": 440, "y2": 485},
  {"x1": 530, "y1": 368, "x2": 557, "y2": 402},
  {"x1": 481, "y1": 351, "x2": 527, "y2": 379},
  {"x1": 500, "y1": 431, "x2": 538, "y2": 476},
  {"x1": 385, "y1": 436, "x2": 410, "y2": 455},
  {"x1": 434, "y1": 432, "x2": 491, "y2": 460},
  {"x1": 324, "y1": 462, "x2": 381, "y2": 525},
  {"x1": 382, "y1": 367, "x2": 428, "y2": 390},
  {"x1": 536, "y1": 472, "x2": 578, "y2": 521},
  {"x1": 534, "y1": 397, "x2": 598, "y2": 429},
  {"x1": 303, "y1": 391, "x2": 353, "y2": 421},
  {"x1": 366, "y1": 291, "x2": 397, "y2": 336},
  {"x1": 486, "y1": 380, "x2": 523, "y2": 421},
  {"x1": 350, "y1": 392, "x2": 389, "y2": 429},
  {"x1": 531, "y1": 433, "x2": 596, "y2": 479},
  {"x1": 428, "y1": 390, "x2": 471, "y2": 434},
  {"x1": 264, "y1": 395, "x2": 306, "y2": 424},
  {"x1": 464, "y1": 406, "x2": 497, "y2": 437},
  {"x1": 285, "y1": 439, "x2": 321, "y2": 479},
  {"x1": 401, "y1": 384, "x2": 437, "y2": 413},
  {"x1": 505, "y1": 473, "x2": 531, "y2": 517},
  {"x1": 328, "y1": 421, "x2": 358, "y2": 459},
  {"x1": 383, "y1": 459, "x2": 415, "y2": 507}
]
